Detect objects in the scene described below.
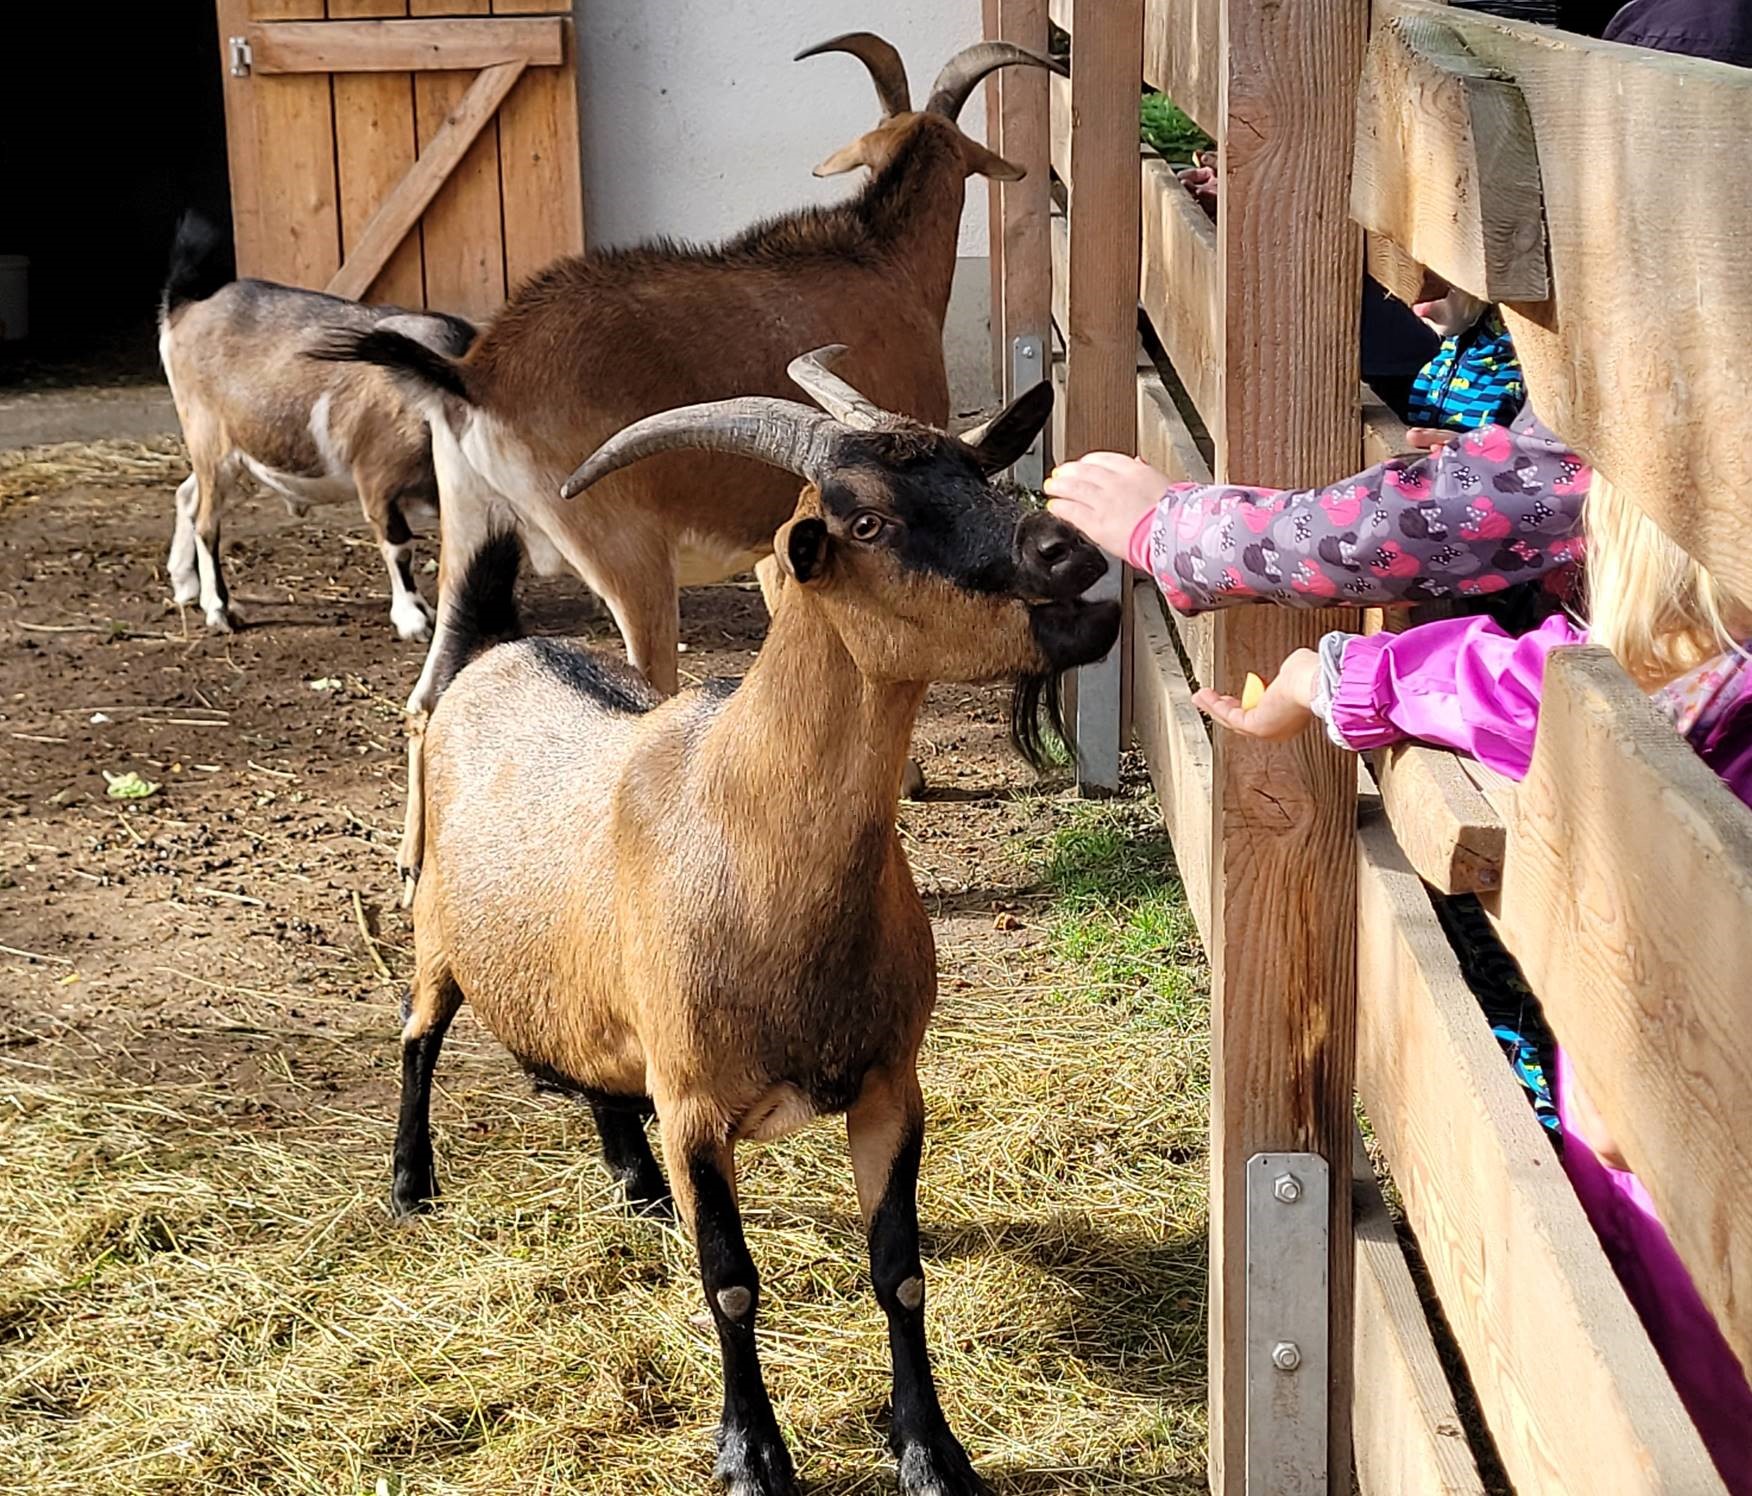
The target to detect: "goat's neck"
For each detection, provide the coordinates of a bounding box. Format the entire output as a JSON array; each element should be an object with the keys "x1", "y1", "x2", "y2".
[
  {"x1": 867, "y1": 138, "x2": 968, "y2": 328},
  {"x1": 701, "y1": 598, "x2": 924, "y2": 848}
]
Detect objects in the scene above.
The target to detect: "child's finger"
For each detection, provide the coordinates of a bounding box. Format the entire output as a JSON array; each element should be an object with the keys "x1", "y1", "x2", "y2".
[
  {"x1": 1043, "y1": 473, "x2": 1103, "y2": 504},
  {"x1": 1073, "y1": 451, "x2": 1151, "y2": 475}
]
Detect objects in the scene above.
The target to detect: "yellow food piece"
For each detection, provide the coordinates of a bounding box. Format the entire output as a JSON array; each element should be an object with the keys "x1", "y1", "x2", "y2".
[{"x1": 1241, "y1": 672, "x2": 1267, "y2": 711}]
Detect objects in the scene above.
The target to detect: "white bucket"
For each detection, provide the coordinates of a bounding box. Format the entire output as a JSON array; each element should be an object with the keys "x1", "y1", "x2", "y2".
[{"x1": 0, "y1": 256, "x2": 28, "y2": 342}]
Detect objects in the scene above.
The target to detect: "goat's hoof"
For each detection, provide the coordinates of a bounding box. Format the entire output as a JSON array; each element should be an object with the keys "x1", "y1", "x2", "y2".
[
  {"x1": 619, "y1": 1168, "x2": 674, "y2": 1221},
  {"x1": 713, "y1": 1424, "x2": 799, "y2": 1496},
  {"x1": 393, "y1": 600, "x2": 435, "y2": 643},
  {"x1": 398, "y1": 867, "x2": 419, "y2": 910},
  {"x1": 895, "y1": 1430, "x2": 989, "y2": 1496},
  {"x1": 170, "y1": 579, "x2": 200, "y2": 606},
  {"x1": 901, "y1": 758, "x2": 927, "y2": 800},
  {"x1": 390, "y1": 1167, "x2": 438, "y2": 1219},
  {"x1": 204, "y1": 606, "x2": 244, "y2": 635}
]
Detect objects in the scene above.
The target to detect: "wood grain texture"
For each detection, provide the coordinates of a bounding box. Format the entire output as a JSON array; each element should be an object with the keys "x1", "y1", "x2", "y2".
[
  {"x1": 1140, "y1": 155, "x2": 1221, "y2": 429},
  {"x1": 1136, "y1": 365, "x2": 1213, "y2": 685},
  {"x1": 1131, "y1": 585, "x2": 1214, "y2": 947},
  {"x1": 217, "y1": 0, "x2": 271, "y2": 277},
  {"x1": 1371, "y1": 744, "x2": 1505, "y2": 894},
  {"x1": 993, "y1": 0, "x2": 1051, "y2": 402},
  {"x1": 1143, "y1": 0, "x2": 1221, "y2": 137},
  {"x1": 1206, "y1": 2, "x2": 1366, "y2": 1487},
  {"x1": 330, "y1": 0, "x2": 424, "y2": 308},
  {"x1": 411, "y1": 0, "x2": 506, "y2": 320},
  {"x1": 239, "y1": 0, "x2": 340, "y2": 286},
  {"x1": 985, "y1": 0, "x2": 1008, "y2": 383},
  {"x1": 249, "y1": 16, "x2": 563, "y2": 73},
  {"x1": 1351, "y1": 12, "x2": 1548, "y2": 301},
  {"x1": 1049, "y1": 206, "x2": 1069, "y2": 342},
  {"x1": 1494, "y1": 648, "x2": 1752, "y2": 1383},
  {"x1": 1365, "y1": 230, "x2": 1445, "y2": 309},
  {"x1": 1360, "y1": 383, "x2": 1409, "y2": 466},
  {"x1": 497, "y1": 20, "x2": 584, "y2": 291},
  {"x1": 1379, "y1": 0, "x2": 1752, "y2": 605},
  {"x1": 1356, "y1": 814, "x2": 1724, "y2": 1494},
  {"x1": 1048, "y1": 68, "x2": 1072, "y2": 188},
  {"x1": 1350, "y1": 1128, "x2": 1485, "y2": 1496},
  {"x1": 329, "y1": 58, "x2": 524, "y2": 302},
  {"x1": 1061, "y1": 0, "x2": 1142, "y2": 794}
]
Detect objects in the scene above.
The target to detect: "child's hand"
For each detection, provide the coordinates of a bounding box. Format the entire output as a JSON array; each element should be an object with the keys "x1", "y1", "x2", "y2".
[
  {"x1": 1043, "y1": 453, "x2": 1169, "y2": 562},
  {"x1": 1193, "y1": 649, "x2": 1321, "y2": 740}
]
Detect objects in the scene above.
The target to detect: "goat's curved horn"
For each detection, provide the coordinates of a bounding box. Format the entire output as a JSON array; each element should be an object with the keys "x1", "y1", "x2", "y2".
[
  {"x1": 794, "y1": 32, "x2": 912, "y2": 117},
  {"x1": 787, "y1": 345, "x2": 886, "y2": 431},
  {"x1": 925, "y1": 42, "x2": 1066, "y2": 122},
  {"x1": 559, "y1": 399, "x2": 841, "y2": 500}
]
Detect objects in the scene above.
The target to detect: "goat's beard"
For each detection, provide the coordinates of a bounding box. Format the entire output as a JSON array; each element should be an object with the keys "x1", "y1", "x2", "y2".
[{"x1": 1009, "y1": 671, "x2": 1070, "y2": 772}]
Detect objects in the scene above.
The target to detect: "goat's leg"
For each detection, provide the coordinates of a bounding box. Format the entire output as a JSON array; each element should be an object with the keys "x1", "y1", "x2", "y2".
[
  {"x1": 659, "y1": 1100, "x2": 798, "y2": 1496},
  {"x1": 848, "y1": 1067, "x2": 987, "y2": 1496},
  {"x1": 167, "y1": 475, "x2": 201, "y2": 605},
  {"x1": 368, "y1": 494, "x2": 435, "y2": 644},
  {"x1": 584, "y1": 1091, "x2": 671, "y2": 1217},
  {"x1": 391, "y1": 970, "x2": 463, "y2": 1217},
  {"x1": 191, "y1": 460, "x2": 243, "y2": 632}
]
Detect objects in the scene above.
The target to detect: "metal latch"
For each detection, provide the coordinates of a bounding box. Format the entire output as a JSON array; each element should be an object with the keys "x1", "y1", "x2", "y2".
[
  {"x1": 1009, "y1": 332, "x2": 1046, "y2": 489},
  {"x1": 229, "y1": 36, "x2": 253, "y2": 77}
]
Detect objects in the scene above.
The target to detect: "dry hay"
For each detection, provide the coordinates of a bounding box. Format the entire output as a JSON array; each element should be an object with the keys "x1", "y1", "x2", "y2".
[
  {"x1": 0, "y1": 437, "x2": 188, "y2": 512},
  {"x1": 0, "y1": 805, "x2": 1211, "y2": 1495}
]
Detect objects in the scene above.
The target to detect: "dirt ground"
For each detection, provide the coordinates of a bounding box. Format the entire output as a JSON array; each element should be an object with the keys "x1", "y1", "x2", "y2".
[{"x1": 0, "y1": 468, "x2": 1210, "y2": 1494}]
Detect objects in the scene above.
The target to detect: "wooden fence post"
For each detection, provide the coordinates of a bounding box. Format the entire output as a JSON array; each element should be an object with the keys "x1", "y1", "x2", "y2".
[
  {"x1": 986, "y1": 0, "x2": 1052, "y2": 418},
  {"x1": 1062, "y1": 0, "x2": 1142, "y2": 795},
  {"x1": 1204, "y1": 0, "x2": 1367, "y2": 1490}
]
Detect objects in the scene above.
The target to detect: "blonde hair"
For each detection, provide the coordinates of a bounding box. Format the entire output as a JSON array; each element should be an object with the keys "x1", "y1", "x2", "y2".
[{"x1": 1583, "y1": 473, "x2": 1749, "y2": 688}]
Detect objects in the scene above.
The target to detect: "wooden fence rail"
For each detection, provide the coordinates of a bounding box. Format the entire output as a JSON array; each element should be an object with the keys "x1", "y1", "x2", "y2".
[{"x1": 996, "y1": 0, "x2": 1752, "y2": 1489}]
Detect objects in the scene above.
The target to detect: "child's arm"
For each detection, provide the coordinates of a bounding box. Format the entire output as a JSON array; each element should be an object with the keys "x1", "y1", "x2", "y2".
[
  {"x1": 1044, "y1": 407, "x2": 1587, "y2": 615},
  {"x1": 1194, "y1": 612, "x2": 1588, "y2": 781}
]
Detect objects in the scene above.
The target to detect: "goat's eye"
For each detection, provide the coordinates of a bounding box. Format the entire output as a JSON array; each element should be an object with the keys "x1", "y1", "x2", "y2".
[{"x1": 849, "y1": 511, "x2": 888, "y2": 543}]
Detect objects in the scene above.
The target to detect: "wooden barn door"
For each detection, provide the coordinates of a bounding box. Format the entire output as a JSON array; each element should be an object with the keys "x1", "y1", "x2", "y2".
[{"x1": 213, "y1": 0, "x2": 583, "y2": 320}]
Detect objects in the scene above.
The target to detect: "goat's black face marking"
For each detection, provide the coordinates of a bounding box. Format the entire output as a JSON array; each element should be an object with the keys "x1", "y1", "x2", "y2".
[{"x1": 821, "y1": 437, "x2": 1027, "y2": 594}]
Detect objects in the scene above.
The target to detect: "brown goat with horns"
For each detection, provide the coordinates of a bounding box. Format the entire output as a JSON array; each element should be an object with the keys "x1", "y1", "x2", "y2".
[
  {"x1": 394, "y1": 349, "x2": 1120, "y2": 1496},
  {"x1": 323, "y1": 32, "x2": 1063, "y2": 720}
]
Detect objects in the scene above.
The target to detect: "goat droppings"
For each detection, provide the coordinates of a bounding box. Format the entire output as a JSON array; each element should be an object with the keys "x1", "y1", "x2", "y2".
[{"x1": 716, "y1": 1285, "x2": 754, "y2": 1321}]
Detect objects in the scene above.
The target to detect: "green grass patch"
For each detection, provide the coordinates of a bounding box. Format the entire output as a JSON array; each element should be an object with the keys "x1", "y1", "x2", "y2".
[
  {"x1": 1025, "y1": 798, "x2": 1209, "y2": 1033},
  {"x1": 1140, "y1": 92, "x2": 1214, "y2": 164}
]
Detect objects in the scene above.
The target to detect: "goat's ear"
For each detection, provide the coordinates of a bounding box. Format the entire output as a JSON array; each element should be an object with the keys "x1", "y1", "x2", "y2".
[
  {"x1": 960, "y1": 137, "x2": 1026, "y2": 183},
  {"x1": 813, "y1": 137, "x2": 874, "y2": 177},
  {"x1": 778, "y1": 517, "x2": 832, "y2": 585},
  {"x1": 959, "y1": 381, "x2": 1054, "y2": 474}
]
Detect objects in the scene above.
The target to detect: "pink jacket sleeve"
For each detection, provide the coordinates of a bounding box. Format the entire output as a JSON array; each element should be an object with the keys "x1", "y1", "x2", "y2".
[{"x1": 1322, "y1": 613, "x2": 1587, "y2": 780}]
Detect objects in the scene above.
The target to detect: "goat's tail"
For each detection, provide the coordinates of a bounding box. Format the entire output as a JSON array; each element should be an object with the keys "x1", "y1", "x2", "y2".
[
  {"x1": 162, "y1": 211, "x2": 233, "y2": 318},
  {"x1": 428, "y1": 529, "x2": 524, "y2": 703},
  {"x1": 313, "y1": 327, "x2": 475, "y2": 408}
]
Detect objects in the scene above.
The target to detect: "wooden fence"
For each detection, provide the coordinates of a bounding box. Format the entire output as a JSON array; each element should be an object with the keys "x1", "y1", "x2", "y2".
[{"x1": 986, "y1": 1, "x2": 1752, "y2": 1490}]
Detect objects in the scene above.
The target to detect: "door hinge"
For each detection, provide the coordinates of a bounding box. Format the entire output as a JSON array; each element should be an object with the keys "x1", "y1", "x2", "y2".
[{"x1": 229, "y1": 36, "x2": 253, "y2": 77}]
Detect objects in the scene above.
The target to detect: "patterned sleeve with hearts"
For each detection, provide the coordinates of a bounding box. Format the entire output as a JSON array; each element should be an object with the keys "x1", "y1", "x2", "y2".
[{"x1": 1129, "y1": 405, "x2": 1590, "y2": 615}]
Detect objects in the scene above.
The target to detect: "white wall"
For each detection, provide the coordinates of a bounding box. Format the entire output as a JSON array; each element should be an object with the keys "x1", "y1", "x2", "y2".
[{"x1": 573, "y1": 0, "x2": 995, "y2": 407}]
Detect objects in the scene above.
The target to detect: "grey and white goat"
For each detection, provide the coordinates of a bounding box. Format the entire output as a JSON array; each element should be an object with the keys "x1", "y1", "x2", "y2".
[{"x1": 157, "y1": 214, "x2": 474, "y2": 640}]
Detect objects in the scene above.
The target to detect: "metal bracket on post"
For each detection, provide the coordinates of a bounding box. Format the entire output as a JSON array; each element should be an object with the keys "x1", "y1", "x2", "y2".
[
  {"x1": 228, "y1": 36, "x2": 254, "y2": 77},
  {"x1": 1245, "y1": 1151, "x2": 1330, "y2": 1494},
  {"x1": 1009, "y1": 332, "x2": 1046, "y2": 490}
]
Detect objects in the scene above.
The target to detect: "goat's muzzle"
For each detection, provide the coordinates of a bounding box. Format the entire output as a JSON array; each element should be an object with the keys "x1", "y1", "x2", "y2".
[{"x1": 1016, "y1": 511, "x2": 1109, "y2": 600}]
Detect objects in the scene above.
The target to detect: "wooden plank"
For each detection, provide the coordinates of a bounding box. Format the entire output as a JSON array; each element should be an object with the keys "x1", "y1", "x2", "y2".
[
  {"x1": 1380, "y1": 0, "x2": 1752, "y2": 608},
  {"x1": 1205, "y1": 0, "x2": 1367, "y2": 1487},
  {"x1": 238, "y1": 0, "x2": 340, "y2": 286},
  {"x1": 1136, "y1": 364, "x2": 1213, "y2": 685},
  {"x1": 1049, "y1": 345, "x2": 1067, "y2": 468},
  {"x1": 1360, "y1": 382, "x2": 1409, "y2": 466},
  {"x1": 1494, "y1": 648, "x2": 1752, "y2": 1381},
  {"x1": 1061, "y1": 0, "x2": 1143, "y2": 796},
  {"x1": 1140, "y1": 155, "x2": 1222, "y2": 429},
  {"x1": 497, "y1": 22, "x2": 584, "y2": 291},
  {"x1": 411, "y1": 0, "x2": 507, "y2": 321},
  {"x1": 1356, "y1": 814, "x2": 1725, "y2": 1493},
  {"x1": 994, "y1": 0, "x2": 1052, "y2": 403},
  {"x1": 984, "y1": 0, "x2": 1008, "y2": 385},
  {"x1": 330, "y1": 0, "x2": 424, "y2": 308},
  {"x1": 1365, "y1": 231, "x2": 1443, "y2": 310},
  {"x1": 1371, "y1": 744, "x2": 1505, "y2": 894},
  {"x1": 492, "y1": 0, "x2": 569, "y2": 13},
  {"x1": 1049, "y1": 207, "x2": 1069, "y2": 342},
  {"x1": 249, "y1": 17, "x2": 564, "y2": 73},
  {"x1": 1048, "y1": 69, "x2": 1072, "y2": 188},
  {"x1": 329, "y1": 59, "x2": 525, "y2": 303},
  {"x1": 1131, "y1": 586, "x2": 1214, "y2": 947},
  {"x1": 1143, "y1": 0, "x2": 1221, "y2": 137},
  {"x1": 1350, "y1": 1128, "x2": 1486, "y2": 1496},
  {"x1": 216, "y1": 0, "x2": 270, "y2": 279},
  {"x1": 1048, "y1": 0, "x2": 1071, "y2": 34},
  {"x1": 1351, "y1": 11, "x2": 1548, "y2": 301}
]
